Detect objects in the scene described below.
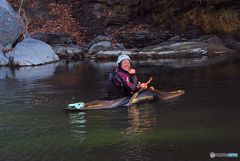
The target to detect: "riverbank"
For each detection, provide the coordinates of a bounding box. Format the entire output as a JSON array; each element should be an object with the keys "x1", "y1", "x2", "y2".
[
  {"x1": 0, "y1": 30, "x2": 238, "y2": 67},
  {"x1": 1, "y1": 0, "x2": 239, "y2": 67},
  {"x1": 32, "y1": 33, "x2": 236, "y2": 61}
]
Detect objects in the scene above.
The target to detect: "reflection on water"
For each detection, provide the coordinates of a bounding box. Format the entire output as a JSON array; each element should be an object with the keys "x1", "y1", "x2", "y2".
[
  {"x1": 68, "y1": 112, "x2": 86, "y2": 142},
  {"x1": 120, "y1": 105, "x2": 158, "y2": 161},
  {"x1": 0, "y1": 64, "x2": 57, "y2": 80},
  {"x1": 125, "y1": 106, "x2": 157, "y2": 134},
  {"x1": 120, "y1": 141, "x2": 151, "y2": 161}
]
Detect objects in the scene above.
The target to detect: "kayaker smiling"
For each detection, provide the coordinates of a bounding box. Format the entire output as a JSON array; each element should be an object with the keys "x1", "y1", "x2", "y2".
[{"x1": 106, "y1": 54, "x2": 148, "y2": 99}]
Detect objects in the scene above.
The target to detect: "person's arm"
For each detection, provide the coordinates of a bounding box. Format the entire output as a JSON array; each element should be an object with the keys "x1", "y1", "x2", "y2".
[
  {"x1": 128, "y1": 74, "x2": 139, "y2": 91},
  {"x1": 129, "y1": 69, "x2": 147, "y2": 90},
  {"x1": 117, "y1": 72, "x2": 139, "y2": 93}
]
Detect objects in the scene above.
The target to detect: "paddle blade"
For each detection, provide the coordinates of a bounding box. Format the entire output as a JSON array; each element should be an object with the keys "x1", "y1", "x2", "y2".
[{"x1": 150, "y1": 87, "x2": 185, "y2": 100}]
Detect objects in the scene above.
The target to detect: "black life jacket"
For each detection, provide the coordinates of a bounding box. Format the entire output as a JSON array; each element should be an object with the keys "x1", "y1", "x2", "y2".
[{"x1": 106, "y1": 71, "x2": 126, "y2": 99}]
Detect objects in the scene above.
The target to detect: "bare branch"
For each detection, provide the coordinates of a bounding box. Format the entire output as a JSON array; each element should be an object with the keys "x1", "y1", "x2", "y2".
[{"x1": 18, "y1": 0, "x2": 24, "y2": 14}]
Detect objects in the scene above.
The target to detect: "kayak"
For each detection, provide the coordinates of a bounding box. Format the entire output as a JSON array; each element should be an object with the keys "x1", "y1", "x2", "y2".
[{"x1": 65, "y1": 87, "x2": 185, "y2": 111}]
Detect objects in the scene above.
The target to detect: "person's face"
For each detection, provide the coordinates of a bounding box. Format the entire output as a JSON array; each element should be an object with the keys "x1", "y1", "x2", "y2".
[{"x1": 121, "y1": 59, "x2": 131, "y2": 72}]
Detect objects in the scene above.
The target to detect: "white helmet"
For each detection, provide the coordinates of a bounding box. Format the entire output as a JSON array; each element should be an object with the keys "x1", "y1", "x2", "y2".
[{"x1": 117, "y1": 54, "x2": 131, "y2": 65}]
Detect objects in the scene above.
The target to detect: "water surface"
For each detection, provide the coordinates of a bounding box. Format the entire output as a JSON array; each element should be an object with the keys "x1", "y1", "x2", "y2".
[{"x1": 0, "y1": 55, "x2": 239, "y2": 161}]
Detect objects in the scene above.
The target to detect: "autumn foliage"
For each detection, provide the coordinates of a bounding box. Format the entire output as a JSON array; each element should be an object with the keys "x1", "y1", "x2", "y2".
[{"x1": 8, "y1": 0, "x2": 86, "y2": 45}]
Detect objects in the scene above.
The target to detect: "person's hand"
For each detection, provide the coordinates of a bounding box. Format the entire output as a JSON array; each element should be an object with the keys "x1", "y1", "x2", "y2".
[
  {"x1": 140, "y1": 83, "x2": 148, "y2": 89},
  {"x1": 129, "y1": 68, "x2": 136, "y2": 74}
]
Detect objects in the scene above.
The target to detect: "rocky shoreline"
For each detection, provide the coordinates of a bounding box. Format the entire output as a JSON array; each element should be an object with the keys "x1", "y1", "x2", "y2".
[
  {"x1": 32, "y1": 32, "x2": 236, "y2": 61},
  {"x1": 1, "y1": 31, "x2": 237, "y2": 67},
  {"x1": 1, "y1": 0, "x2": 239, "y2": 66}
]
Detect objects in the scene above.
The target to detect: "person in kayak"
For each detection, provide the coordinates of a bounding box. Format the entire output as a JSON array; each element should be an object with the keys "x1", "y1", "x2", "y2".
[{"x1": 106, "y1": 54, "x2": 148, "y2": 99}]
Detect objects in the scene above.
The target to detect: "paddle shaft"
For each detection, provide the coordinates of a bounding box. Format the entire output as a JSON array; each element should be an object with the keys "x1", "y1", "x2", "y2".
[
  {"x1": 145, "y1": 77, "x2": 153, "y2": 86},
  {"x1": 129, "y1": 77, "x2": 153, "y2": 104}
]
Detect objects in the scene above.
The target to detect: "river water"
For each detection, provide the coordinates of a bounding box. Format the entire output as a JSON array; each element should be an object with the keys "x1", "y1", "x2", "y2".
[{"x1": 0, "y1": 55, "x2": 239, "y2": 161}]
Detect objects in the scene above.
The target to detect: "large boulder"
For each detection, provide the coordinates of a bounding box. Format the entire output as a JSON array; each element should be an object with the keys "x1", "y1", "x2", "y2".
[
  {"x1": 0, "y1": 0, "x2": 23, "y2": 46},
  {"x1": 31, "y1": 32, "x2": 84, "y2": 60},
  {"x1": 5, "y1": 38, "x2": 59, "y2": 66}
]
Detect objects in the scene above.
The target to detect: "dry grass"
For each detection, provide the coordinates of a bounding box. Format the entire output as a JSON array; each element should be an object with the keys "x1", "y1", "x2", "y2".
[
  {"x1": 152, "y1": 6, "x2": 240, "y2": 34},
  {"x1": 185, "y1": 7, "x2": 240, "y2": 33}
]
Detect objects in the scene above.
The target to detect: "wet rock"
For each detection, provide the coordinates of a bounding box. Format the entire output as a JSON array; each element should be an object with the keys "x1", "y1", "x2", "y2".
[
  {"x1": 4, "y1": 38, "x2": 59, "y2": 66},
  {"x1": 135, "y1": 36, "x2": 234, "y2": 58},
  {"x1": 95, "y1": 50, "x2": 131, "y2": 59},
  {"x1": 94, "y1": 36, "x2": 234, "y2": 60},
  {"x1": 0, "y1": 0, "x2": 23, "y2": 46},
  {"x1": 88, "y1": 41, "x2": 112, "y2": 55},
  {"x1": 136, "y1": 42, "x2": 208, "y2": 58},
  {"x1": 52, "y1": 44, "x2": 83, "y2": 60},
  {"x1": 88, "y1": 37, "x2": 127, "y2": 55}
]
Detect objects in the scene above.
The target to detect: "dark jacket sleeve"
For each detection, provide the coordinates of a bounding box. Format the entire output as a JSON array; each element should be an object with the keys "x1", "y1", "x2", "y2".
[
  {"x1": 128, "y1": 74, "x2": 139, "y2": 91},
  {"x1": 117, "y1": 72, "x2": 139, "y2": 93}
]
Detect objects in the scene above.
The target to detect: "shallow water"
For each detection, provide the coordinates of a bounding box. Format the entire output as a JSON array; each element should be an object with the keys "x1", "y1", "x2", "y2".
[{"x1": 0, "y1": 55, "x2": 239, "y2": 161}]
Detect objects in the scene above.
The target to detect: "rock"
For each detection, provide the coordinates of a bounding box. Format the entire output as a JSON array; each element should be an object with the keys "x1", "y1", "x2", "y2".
[
  {"x1": 93, "y1": 36, "x2": 234, "y2": 60},
  {"x1": 202, "y1": 36, "x2": 235, "y2": 54},
  {"x1": 0, "y1": 0, "x2": 23, "y2": 46},
  {"x1": 95, "y1": 50, "x2": 131, "y2": 59},
  {"x1": 117, "y1": 30, "x2": 173, "y2": 48},
  {"x1": 145, "y1": 47, "x2": 200, "y2": 58},
  {"x1": 106, "y1": 4, "x2": 138, "y2": 25},
  {"x1": 8, "y1": 38, "x2": 59, "y2": 66},
  {"x1": 88, "y1": 41, "x2": 112, "y2": 55},
  {"x1": 87, "y1": 35, "x2": 111, "y2": 48},
  {"x1": 219, "y1": 32, "x2": 240, "y2": 51},
  {"x1": 0, "y1": 44, "x2": 7, "y2": 66},
  {"x1": 73, "y1": 1, "x2": 139, "y2": 39},
  {"x1": 115, "y1": 43, "x2": 126, "y2": 50},
  {"x1": 31, "y1": 32, "x2": 77, "y2": 45},
  {"x1": 31, "y1": 32, "x2": 84, "y2": 60},
  {"x1": 94, "y1": 35, "x2": 110, "y2": 42},
  {"x1": 0, "y1": 55, "x2": 7, "y2": 66},
  {"x1": 52, "y1": 44, "x2": 83, "y2": 60},
  {"x1": 135, "y1": 36, "x2": 234, "y2": 58}
]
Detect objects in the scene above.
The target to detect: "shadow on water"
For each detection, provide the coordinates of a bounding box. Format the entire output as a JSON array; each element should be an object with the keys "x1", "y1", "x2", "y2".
[{"x1": 0, "y1": 55, "x2": 240, "y2": 161}]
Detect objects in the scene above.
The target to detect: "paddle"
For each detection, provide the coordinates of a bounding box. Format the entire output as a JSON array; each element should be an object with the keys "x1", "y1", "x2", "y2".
[
  {"x1": 149, "y1": 86, "x2": 185, "y2": 100},
  {"x1": 128, "y1": 77, "x2": 153, "y2": 104}
]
